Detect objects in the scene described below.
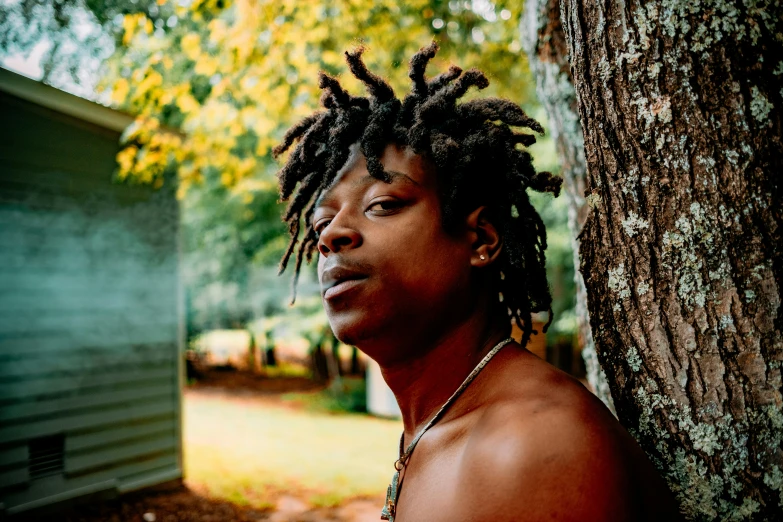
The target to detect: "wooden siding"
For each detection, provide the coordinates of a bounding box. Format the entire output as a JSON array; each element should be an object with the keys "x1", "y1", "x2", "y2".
[{"x1": 0, "y1": 89, "x2": 182, "y2": 515}]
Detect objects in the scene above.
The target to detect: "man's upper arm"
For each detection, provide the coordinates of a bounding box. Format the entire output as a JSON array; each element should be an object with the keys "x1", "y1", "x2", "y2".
[{"x1": 453, "y1": 406, "x2": 634, "y2": 522}]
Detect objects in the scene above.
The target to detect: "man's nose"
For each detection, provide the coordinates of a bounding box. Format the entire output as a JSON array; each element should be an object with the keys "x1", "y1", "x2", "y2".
[{"x1": 317, "y1": 217, "x2": 362, "y2": 255}]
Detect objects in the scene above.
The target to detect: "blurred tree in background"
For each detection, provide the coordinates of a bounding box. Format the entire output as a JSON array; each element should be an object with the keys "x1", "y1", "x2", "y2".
[
  {"x1": 104, "y1": 0, "x2": 532, "y2": 190},
  {"x1": 105, "y1": 0, "x2": 575, "y2": 347},
  {"x1": 1, "y1": 0, "x2": 577, "y2": 359}
]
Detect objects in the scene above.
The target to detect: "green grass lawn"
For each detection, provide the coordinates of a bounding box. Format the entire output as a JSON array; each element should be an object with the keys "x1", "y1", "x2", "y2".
[{"x1": 184, "y1": 389, "x2": 402, "y2": 508}]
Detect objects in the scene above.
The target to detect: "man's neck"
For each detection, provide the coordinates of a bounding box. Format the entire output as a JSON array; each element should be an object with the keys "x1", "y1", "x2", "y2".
[{"x1": 379, "y1": 308, "x2": 509, "y2": 439}]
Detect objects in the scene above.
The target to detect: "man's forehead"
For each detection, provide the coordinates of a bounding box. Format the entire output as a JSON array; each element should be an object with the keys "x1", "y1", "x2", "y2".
[
  {"x1": 315, "y1": 169, "x2": 420, "y2": 208},
  {"x1": 314, "y1": 144, "x2": 424, "y2": 209}
]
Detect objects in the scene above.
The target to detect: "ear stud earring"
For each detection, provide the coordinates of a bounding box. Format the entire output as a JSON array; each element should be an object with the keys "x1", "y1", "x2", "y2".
[{"x1": 480, "y1": 255, "x2": 486, "y2": 260}]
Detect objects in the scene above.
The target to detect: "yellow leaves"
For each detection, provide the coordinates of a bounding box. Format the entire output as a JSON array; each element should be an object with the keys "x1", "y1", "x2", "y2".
[
  {"x1": 228, "y1": 121, "x2": 244, "y2": 137},
  {"x1": 115, "y1": 116, "x2": 178, "y2": 187},
  {"x1": 121, "y1": 15, "x2": 137, "y2": 41},
  {"x1": 181, "y1": 34, "x2": 202, "y2": 60},
  {"x1": 320, "y1": 50, "x2": 342, "y2": 67},
  {"x1": 238, "y1": 157, "x2": 257, "y2": 177},
  {"x1": 177, "y1": 92, "x2": 200, "y2": 113},
  {"x1": 216, "y1": 156, "x2": 257, "y2": 188},
  {"x1": 123, "y1": 116, "x2": 161, "y2": 141},
  {"x1": 194, "y1": 55, "x2": 219, "y2": 76},
  {"x1": 171, "y1": 142, "x2": 188, "y2": 163},
  {"x1": 116, "y1": 145, "x2": 138, "y2": 179},
  {"x1": 255, "y1": 137, "x2": 272, "y2": 158},
  {"x1": 136, "y1": 70, "x2": 163, "y2": 97},
  {"x1": 254, "y1": 115, "x2": 278, "y2": 137},
  {"x1": 111, "y1": 78, "x2": 130, "y2": 105},
  {"x1": 211, "y1": 78, "x2": 230, "y2": 97},
  {"x1": 190, "y1": 135, "x2": 211, "y2": 156},
  {"x1": 198, "y1": 100, "x2": 238, "y2": 131},
  {"x1": 108, "y1": 0, "x2": 532, "y2": 198},
  {"x1": 239, "y1": 106, "x2": 261, "y2": 129},
  {"x1": 305, "y1": 24, "x2": 329, "y2": 42},
  {"x1": 122, "y1": 13, "x2": 149, "y2": 45},
  {"x1": 227, "y1": 29, "x2": 259, "y2": 65},
  {"x1": 208, "y1": 19, "x2": 228, "y2": 43},
  {"x1": 237, "y1": 177, "x2": 276, "y2": 193}
]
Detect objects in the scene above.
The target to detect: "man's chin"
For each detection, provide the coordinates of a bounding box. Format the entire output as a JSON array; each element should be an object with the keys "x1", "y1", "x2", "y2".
[
  {"x1": 326, "y1": 310, "x2": 380, "y2": 347},
  {"x1": 327, "y1": 319, "x2": 364, "y2": 347}
]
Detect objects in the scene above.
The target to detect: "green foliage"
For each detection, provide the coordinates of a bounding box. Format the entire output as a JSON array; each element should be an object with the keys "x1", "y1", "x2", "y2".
[
  {"x1": 103, "y1": 0, "x2": 534, "y2": 191},
  {"x1": 183, "y1": 174, "x2": 288, "y2": 330},
  {"x1": 101, "y1": 0, "x2": 540, "y2": 330},
  {"x1": 531, "y1": 190, "x2": 577, "y2": 341},
  {"x1": 283, "y1": 377, "x2": 368, "y2": 415},
  {"x1": 0, "y1": 0, "x2": 576, "y2": 342},
  {"x1": 0, "y1": 0, "x2": 161, "y2": 85},
  {"x1": 528, "y1": 121, "x2": 577, "y2": 341},
  {"x1": 258, "y1": 362, "x2": 311, "y2": 379}
]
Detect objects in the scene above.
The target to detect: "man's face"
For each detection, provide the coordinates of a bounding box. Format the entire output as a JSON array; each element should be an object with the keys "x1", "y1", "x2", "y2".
[{"x1": 313, "y1": 143, "x2": 475, "y2": 361}]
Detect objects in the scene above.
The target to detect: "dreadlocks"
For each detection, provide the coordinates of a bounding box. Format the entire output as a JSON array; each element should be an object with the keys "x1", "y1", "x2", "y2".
[{"x1": 273, "y1": 42, "x2": 562, "y2": 347}]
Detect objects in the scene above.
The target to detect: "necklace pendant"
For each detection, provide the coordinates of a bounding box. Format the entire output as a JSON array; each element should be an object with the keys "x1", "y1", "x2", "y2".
[{"x1": 380, "y1": 470, "x2": 399, "y2": 521}]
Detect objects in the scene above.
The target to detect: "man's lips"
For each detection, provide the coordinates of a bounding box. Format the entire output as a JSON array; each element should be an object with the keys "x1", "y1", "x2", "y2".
[
  {"x1": 323, "y1": 278, "x2": 367, "y2": 300},
  {"x1": 320, "y1": 266, "x2": 369, "y2": 300}
]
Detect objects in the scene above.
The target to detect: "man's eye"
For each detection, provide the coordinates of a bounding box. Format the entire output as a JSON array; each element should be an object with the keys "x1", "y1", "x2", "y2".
[
  {"x1": 367, "y1": 199, "x2": 404, "y2": 214},
  {"x1": 314, "y1": 220, "x2": 331, "y2": 236}
]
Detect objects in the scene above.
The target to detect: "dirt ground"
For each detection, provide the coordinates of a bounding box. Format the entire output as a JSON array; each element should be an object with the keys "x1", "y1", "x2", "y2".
[
  {"x1": 27, "y1": 372, "x2": 384, "y2": 522},
  {"x1": 189, "y1": 368, "x2": 324, "y2": 396},
  {"x1": 50, "y1": 484, "x2": 380, "y2": 522}
]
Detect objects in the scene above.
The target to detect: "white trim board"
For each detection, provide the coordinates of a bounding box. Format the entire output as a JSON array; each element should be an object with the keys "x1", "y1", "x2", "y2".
[{"x1": 0, "y1": 67, "x2": 134, "y2": 133}]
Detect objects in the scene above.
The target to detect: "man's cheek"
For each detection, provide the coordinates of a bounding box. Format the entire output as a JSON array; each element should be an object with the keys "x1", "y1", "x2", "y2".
[{"x1": 316, "y1": 253, "x2": 326, "y2": 280}]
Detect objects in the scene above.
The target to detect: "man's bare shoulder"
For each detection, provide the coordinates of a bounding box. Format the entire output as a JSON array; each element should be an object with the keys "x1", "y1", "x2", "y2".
[
  {"x1": 451, "y1": 346, "x2": 680, "y2": 521},
  {"x1": 473, "y1": 343, "x2": 621, "y2": 441}
]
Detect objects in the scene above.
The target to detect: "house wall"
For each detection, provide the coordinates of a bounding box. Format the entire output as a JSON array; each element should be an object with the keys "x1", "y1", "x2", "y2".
[{"x1": 0, "y1": 91, "x2": 183, "y2": 515}]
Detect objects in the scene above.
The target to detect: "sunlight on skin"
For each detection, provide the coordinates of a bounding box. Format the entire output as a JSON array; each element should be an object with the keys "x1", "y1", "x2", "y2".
[{"x1": 184, "y1": 391, "x2": 402, "y2": 508}]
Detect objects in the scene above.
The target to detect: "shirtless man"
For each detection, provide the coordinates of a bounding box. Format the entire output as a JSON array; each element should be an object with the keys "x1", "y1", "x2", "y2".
[{"x1": 274, "y1": 43, "x2": 682, "y2": 521}]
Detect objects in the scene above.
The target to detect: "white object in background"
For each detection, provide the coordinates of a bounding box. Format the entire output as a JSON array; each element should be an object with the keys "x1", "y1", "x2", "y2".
[{"x1": 366, "y1": 358, "x2": 401, "y2": 418}]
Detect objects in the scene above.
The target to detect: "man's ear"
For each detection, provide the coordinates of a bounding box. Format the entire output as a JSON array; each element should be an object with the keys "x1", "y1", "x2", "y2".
[{"x1": 465, "y1": 206, "x2": 502, "y2": 267}]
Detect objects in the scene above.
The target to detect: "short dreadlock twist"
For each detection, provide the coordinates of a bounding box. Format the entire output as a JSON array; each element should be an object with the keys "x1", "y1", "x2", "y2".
[{"x1": 274, "y1": 42, "x2": 562, "y2": 347}]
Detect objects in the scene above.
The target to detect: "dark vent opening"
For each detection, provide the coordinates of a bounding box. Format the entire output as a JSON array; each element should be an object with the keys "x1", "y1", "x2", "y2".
[{"x1": 29, "y1": 434, "x2": 65, "y2": 479}]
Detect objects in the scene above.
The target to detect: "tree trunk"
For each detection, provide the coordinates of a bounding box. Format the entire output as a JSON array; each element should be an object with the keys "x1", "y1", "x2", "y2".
[
  {"x1": 559, "y1": 0, "x2": 782, "y2": 519},
  {"x1": 350, "y1": 345, "x2": 360, "y2": 375},
  {"x1": 264, "y1": 331, "x2": 277, "y2": 367},
  {"x1": 310, "y1": 343, "x2": 330, "y2": 383},
  {"x1": 522, "y1": 0, "x2": 615, "y2": 413}
]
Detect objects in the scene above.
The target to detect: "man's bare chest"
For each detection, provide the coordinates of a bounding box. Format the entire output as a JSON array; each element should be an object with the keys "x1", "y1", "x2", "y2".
[{"x1": 390, "y1": 436, "x2": 467, "y2": 522}]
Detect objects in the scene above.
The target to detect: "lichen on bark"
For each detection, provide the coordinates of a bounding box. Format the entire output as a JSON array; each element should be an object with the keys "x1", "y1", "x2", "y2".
[{"x1": 558, "y1": 0, "x2": 783, "y2": 519}]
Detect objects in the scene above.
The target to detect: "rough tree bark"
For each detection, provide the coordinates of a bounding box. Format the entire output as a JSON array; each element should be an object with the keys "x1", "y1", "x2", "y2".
[
  {"x1": 556, "y1": 0, "x2": 782, "y2": 519},
  {"x1": 522, "y1": 0, "x2": 615, "y2": 413}
]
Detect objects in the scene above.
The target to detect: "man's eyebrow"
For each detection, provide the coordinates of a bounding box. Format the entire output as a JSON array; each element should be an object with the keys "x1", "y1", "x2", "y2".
[
  {"x1": 314, "y1": 170, "x2": 420, "y2": 210},
  {"x1": 384, "y1": 170, "x2": 421, "y2": 187}
]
